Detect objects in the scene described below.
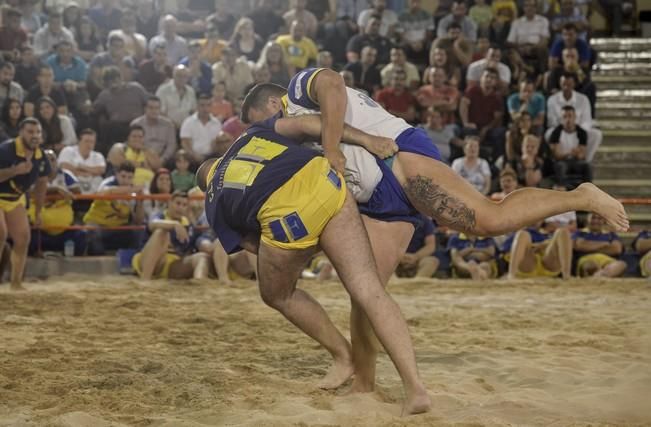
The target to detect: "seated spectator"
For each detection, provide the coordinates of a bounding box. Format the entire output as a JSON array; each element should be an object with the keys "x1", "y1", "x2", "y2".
[
  {"x1": 460, "y1": 68, "x2": 506, "y2": 161},
  {"x1": 448, "y1": 232, "x2": 498, "y2": 279},
  {"x1": 339, "y1": 70, "x2": 358, "y2": 91},
  {"x1": 229, "y1": 17, "x2": 265, "y2": 63},
  {"x1": 0, "y1": 7, "x2": 27, "y2": 62},
  {"x1": 88, "y1": 0, "x2": 123, "y2": 40},
  {"x1": 634, "y1": 231, "x2": 651, "y2": 278},
  {"x1": 469, "y1": 0, "x2": 493, "y2": 36},
  {"x1": 130, "y1": 96, "x2": 177, "y2": 169},
  {"x1": 466, "y1": 46, "x2": 511, "y2": 94},
  {"x1": 549, "y1": 23, "x2": 590, "y2": 70},
  {"x1": 343, "y1": 46, "x2": 383, "y2": 96},
  {"x1": 14, "y1": 46, "x2": 40, "y2": 93},
  {"x1": 503, "y1": 222, "x2": 572, "y2": 280},
  {"x1": 0, "y1": 63, "x2": 24, "y2": 108},
  {"x1": 374, "y1": 69, "x2": 417, "y2": 123},
  {"x1": 57, "y1": 129, "x2": 106, "y2": 194},
  {"x1": 93, "y1": 66, "x2": 149, "y2": 154},
  {"x1": 35, "y1": 96, "x2": 76, "y2": 153},
  {"x1": 546, "y1": 73, "x2": 601, "y2": 162},
  {"x1": 574, "y1": 213, "x2": 626, "y2": 278},
  {"x1": 217, "y1": 96, "x2": 247, "y2": 154},
  {"x1": 121, "y1": 125, "x2": 159, "y2": 187},
  {"x1": 108, "y1": 12, "x2": 147, "y2": 63},
  {"x1": 46, "y1": 40, "x2": 89, "y2": 119},
  {"x1": 505, "y1": 111, "x2": 533, "y2": 163},
  {"x1": 149, "y1": 15, "x2": 188, "y2": 65},
  {"x1": 246, "y1": 0, "x2": 286, "y2": 42},
  {"x1": 358, "y1": 0, "x2": 399, "y2": 38},
  {"x1": 547, "y1": 105, "x2": 592, "y2": 188},
  {"x1": 506, "y1": 0, "x2": 550, "y2": 74},
  {"x1": 431, "y1": 21, "x2": 473, "y2": 71},
  {"x1": 143, "y1": 167, "x2": 173, "y2": 221},
  {"x1": 83, "y1": 161, "x2": 145, "y2": 255},
  {"x1": 27, "y1": 150, "x2": 85, "y2": 255},
  {"x1": 346, "y1": 17, "x2": 393, "y2": 65},
  {"x1": 507, "y1": 80, "x2": 545, "y2": 131},
  {"x1": 419, "y1": 107, "x2": 463, "y2": 164},
  {"x1": 33, "y1": 10, "x2": 76, "y2": 59},
  {"x1": 132, "y1": 190, "x2": 210, "y2": 280},
  {"x1": 316, "y1": 51, "x2": 334, "y2": 69},
  {"x1": 488, "y1": 6, "x2": 513, "y2": 48},
  {"x1": 506, "y1": 47, "x2": 540, "y2": 91},
  {"x1": 437, "y1": 0, "x2": 478, "y2": 42},
  {"x1": 545, "y1": 47, "x2": 596, "y2": 114},
  {"x1": 212, "y1": 47, "x2": 254, "y2": 102},
  {"x1": 380, "y1": 47, "x2": 420, "y2": 89},
  {"x1": 551, "y1": 0, "x2": 589, "y2": 41},
  {"x1": 490, "y1": 166, "x2": 519, "y2": 201},
  {"x1": 198, "y1": 24, "x2": 228, "y2": 65},
  {"x1": 276, "y1": 20, "x2": 319, "y2": 71},
  {"x1": 138, "y1": 43, "x2": 172, "y2": 94},
  {"x1": 63, "y1": 3, "x2": 82, "y2": 35},
  {"x1": 395, "y1": 215, "x2": 439, "y2": 278},
  {"x1": 180, "y1": 94, "x2": 222, "y2": 164},
  {"x1": 18, "y1": 0, "x2": 44, "y2": 35},
  {"x1": 24, "y1": 64, "x2": 67, "y2": 117},
  {"x1": 423, "y1": 47, "x2": 461, "y2": 89},
  {"x1": 209, "y1": 81, "x2": 234, "y2": 122},
  {"x1": 491, "y1": 0, "x2": 517, "y2": 25},
  {"x1": 471, "y1": 36, "x2": 490, "y2": 62},
  {"x1": 543, "y1": 183, "x2": 578, "y2": 232},
  {"x1": 180, "y1": 41, "x2": 213, "y2": 96},
  {"x1": 284, "y1": 0, "x2": 319, "y2": 39},
  {"x1": 90, "y1": 34, "x2": 135, "y2": 77},
  {"x1": 508, "y1": 134, "x2": 544, "y2": 187},
  {"x1": 257, "y1": 41, "x2": 295, "y2": 89},
  {"x1": 0, "y1": 98, "x2": 24, "y2": 141},
  {"x1": 171, "y1": 149, "x2": 195, "y2": 192},
  {"x1": 451, "y1": 136, "x2": 492, "y2": 195},
  {"x1": 398, "y1": 0, "x2": 435, "y2": 56},
  {"x1": 135, "y1": 0, "x2": 160, "y2": 40},
  {"x1": 74, "y1": 17, "x2": 104, "y2": 63},
  {"x1": 156, "y1": 64, "x2": 197, "y2": 129}
]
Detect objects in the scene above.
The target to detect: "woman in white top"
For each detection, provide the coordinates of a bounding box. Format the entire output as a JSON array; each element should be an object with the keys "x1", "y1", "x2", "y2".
[{"x1": 451, "y1": 136, "x2": 492, "y2": 195}]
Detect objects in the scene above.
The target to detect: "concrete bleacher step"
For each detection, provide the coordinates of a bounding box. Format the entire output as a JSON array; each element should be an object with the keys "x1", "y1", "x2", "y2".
[
  {"x1": 593, "y1": 63, "x2": 651, "y2": 74},
  {"x1": 592, "y1": 75, "x2": 651, "y2": 90},
  {"x1": 597, "y1": 90, "x2": 651, "y2": 102},
  {"x1": 599, "y1": 121, "x2": 651, "y2": 131},
  {"x1": 591, "y1": 38, "x2": 651, "y2": 52},
  {"x1": 593, "y1": 163, "x2": 651, "y2": 180},
  {"x1": 596, "y1": 108, "x2": 651, "y2": 120},
  {"x1": 593, "y1": 179, "x2": 651, "y2": 198},
  {"x1": 599, "y1": 131, "x2": 651, "y2": 146}
]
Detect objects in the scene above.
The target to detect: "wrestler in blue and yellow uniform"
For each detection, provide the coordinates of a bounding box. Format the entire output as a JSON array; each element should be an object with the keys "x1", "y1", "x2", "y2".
[
  {"x1": 573, "y1": 214, "x2": 625, "y2": 277},
  {"x1": 203, "y1": 115, "x2": 346, "y2": 253},
  {"x1": 633, "y1": 231, "x2": 651, "y2": 277},
  {"x1": 447, "y1": 233, "x2": 499, "y2": 278},
  {"x1": 502, "y1": 227, "x2": 560, "y2": 278},
  {"x1": 0, "y1": 136, "x2": 51, "y2": 212}
]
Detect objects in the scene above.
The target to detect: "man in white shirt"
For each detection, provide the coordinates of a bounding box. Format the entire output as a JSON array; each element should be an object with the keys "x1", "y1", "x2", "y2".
[
  {"x1": 507, "y1": 0, "x2": 549, "y2": 72},
  {"x1": 148, "y1": 15, "x2": 188, "y2": 65},
  {"x1": 32, "y1": 11, "x2": 76, "y2": 59},
  {"x1": 57, "y1": 128, "x2": 107, "y2": 193},
  {"x1": 546, "y1": 72, "x2": 602, "y2": 162},
  {"x1": 156, "y1": 64, "x2": 197, "y2": 128},
  {"x1": 358, "y1": 0, "x2": 399, "y2": 38},
  {"x1": 466, "y1": 47, "x2": 511, "y2": 93},
  {"x1": 180, "y1": 94, "x2": 222, "y2": 163},
  {"x1": 547, "y1": 105, "x2": 592, "y2": 187}
]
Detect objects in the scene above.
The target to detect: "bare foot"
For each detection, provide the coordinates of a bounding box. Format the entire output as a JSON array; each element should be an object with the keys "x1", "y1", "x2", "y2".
[
  {"x1": 10, "y1": 283, "x2": 26, "y2": 291},
  {"x1": 577, "y1": 183, "x2": 629, "y2": 231},
  {"x1": 317, "y1": 357, "x2": 354, "y2": 390},
  {"x1": 401, "y1": 388, "x2": 432, "y2": 416}
]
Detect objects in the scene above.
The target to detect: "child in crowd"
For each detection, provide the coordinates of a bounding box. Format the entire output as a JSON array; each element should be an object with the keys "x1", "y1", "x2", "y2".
[{"x1": 171, "y1": 149, "x2": 195, "y2": 192}]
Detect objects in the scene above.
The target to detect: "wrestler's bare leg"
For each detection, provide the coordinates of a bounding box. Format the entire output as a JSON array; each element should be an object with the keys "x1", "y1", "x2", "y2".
[
  {"x1": 6, "y1": 205, "x2": 30, "y2": 290},
  {"x1": 137, "y1": 229, "x2": 170, "y2": 280},
  {"x1": 416, "y1": 256, "x2": 439, "y2": 278},
  {"x1": 257, "y1": 242, "x2": 354, "y2": 390},
  {"x1": 594, "y1": 259, "x2": 627, "y2": 277},
  {"x1": 394, "y1": 152, "x2": 629, "y2": 234},
  {"x1": 349, "y1": 216, "x2": 415, "y2": 394},
  {"x1": 541, "y1": 228, "x2": 572, "y2": 279},
  {"x1": 321, "y1": 196, "x2": 430, "y2": 415},
  {"x1": 0, "y1": 211, "x2": 7, "y2": 284},
  {"x1": 507, "y1": 230, "x2": 537, "y2": 279}
]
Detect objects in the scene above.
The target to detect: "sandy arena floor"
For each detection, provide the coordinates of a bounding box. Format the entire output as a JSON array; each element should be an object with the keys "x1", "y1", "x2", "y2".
[{"x1": 1, "y1": 276, "x2": 650, "y2": 427}]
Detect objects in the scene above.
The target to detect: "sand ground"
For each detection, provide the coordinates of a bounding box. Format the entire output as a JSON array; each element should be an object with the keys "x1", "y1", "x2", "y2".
[{"x1": 1, "y1": 276, "x2": 650, "y2": 427}]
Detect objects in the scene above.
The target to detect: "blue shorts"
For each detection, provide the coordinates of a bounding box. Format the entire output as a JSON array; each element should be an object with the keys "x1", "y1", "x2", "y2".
[{"x1": 395, "y1": 127, "x2": 442, "y2": 161}]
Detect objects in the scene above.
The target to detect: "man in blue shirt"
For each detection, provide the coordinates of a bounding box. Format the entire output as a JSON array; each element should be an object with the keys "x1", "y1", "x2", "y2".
[
  {"x1": 448, "y1": 232, "x2": 498, "y2": 279},
  {"x1": 47, "y1": 40, "x2": 88, "y2": 84},
  {"x1": 0, "y1": 118, "x2": 50, "y2": 290},
  {"x1": 395, "y1": 215, "x2": 439, "y2": 278},
  {"x1": 549, "y1": 23, "x2": 591, "y2": 70}
]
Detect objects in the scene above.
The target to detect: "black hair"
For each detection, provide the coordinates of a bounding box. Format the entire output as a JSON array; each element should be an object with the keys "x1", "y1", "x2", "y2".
[
  {"x1": 118, "y1": 161, "x2": 136, "y2": 174},
  {"x1": 240, "y1": 83, "x2": 287, "y2": 124},
  {"x1": 19, "y1": 117, "x2": 40, "y2": 130}
]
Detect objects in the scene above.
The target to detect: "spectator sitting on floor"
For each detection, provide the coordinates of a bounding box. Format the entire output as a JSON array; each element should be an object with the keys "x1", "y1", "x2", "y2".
[
  {"x1": 28, "y1": 150, "x2": 86, "y2": 256},
  {"x1": 419, "y1": 107, "x2": 463, "y2": 164},
  {"x1": 451, "y1": 136, "x2": 492, "y2": 195},
  {"x1": 156, "y1": 64, "x2": 197, "y2": 129},
  {"x1": 573, "y1": 213, "x2": 627, "y2": 278},
  {"x1": 83, "y1": 161, "x2": 145, "y2": 255},
  {"x1": 395, "y1": 215, "x2": 439, "y2": 279},
  {"x1": 130, "y1": 96, "x2": 177, "y2": 170},
  {"x1": 543, "y1": 183, "x2": 577, "y2": 233},
  {"x1": 0, "y1": 98, "x2": 25, "y2": 141},
  {"x1": 448, "y1": 232, "x2": 498, "y2": 280},
  {"x1": 508, "y1": 135, "x2": 544, "y2": 188},
  {"x1": 276, "y1": 20, "x2": 319, "y2": 71},
  {"x1": 346, "y1": 17, "x2": 392, "y2": 65},
  {"x1": 506, "y1": 0, "x2": 550, "y2": 74},
  {"x1": 171, "y1": 149, "x2": 195, "y2": 192},
  {"x1": 416, "y1": 66, "x2": 460, "y2": 127},
  {"x1": 490, "y1": 166, "x2": 519, "y2": 201},
  {"x1": 547, "y1": 105, "x2": 592, "y2": 188},
  {"x1": 503, "y1": 221, "x2": 572, "y2": 280},
  {"x1": 0, "y1": 62, "x2": 24, "y2": 107},
  {"x1": 343, "y1": 46, "x2": 383, "y2": 96},
  {"x1": 507, "y1": 79, "x2": 545, "y2": 132},
  {"x1": 437, "y1": 0, "x2": 478, "y2": 42},
  {"x1": 374, "y1": 68, "x2": 417, "y2": 123},
  {"x1": 460, "y1": 67, "x2": 506, "y2": 161},
  {"x1": 634, "y1": 230, "x2": 651, "y2": 278},
  {"x1": 180, "y1": 93, "x2": 222, "y2": 164},
  {"x1": 24, "y1": 64, "x2": 67, "y2": 118},
  {"x1": 210, "y1": 81, "x2": 234, "y2": 122},
  {"x1": 381, "y1": 47, "x2": 421, "y2": 90},
  {"x1": 546, "y1": 72, "x2": 602, "y2": 162},
  {"x1": 466, "y1": 46, "x2": 511, "y2": 94},
  {"x1": 212, "y1": 47, "x2": 254, "y2": 102},
  {"x1": 57, "y1": 128, "x2": 106, "y2": 194},
  {"x1": 132, "y1": 190, "x2": 210, "y2": 280},
  {"x1": 35, "y1": 96, "x2": 77, "y2": 154},
  {"x1": 549, "y1": 22, "x2": 590, "y2": 71}
]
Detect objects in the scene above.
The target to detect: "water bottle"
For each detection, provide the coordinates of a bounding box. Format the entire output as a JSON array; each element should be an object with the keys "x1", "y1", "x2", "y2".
[{"x1": 64, "y1": 240, "x2": 75, "y2": 257}]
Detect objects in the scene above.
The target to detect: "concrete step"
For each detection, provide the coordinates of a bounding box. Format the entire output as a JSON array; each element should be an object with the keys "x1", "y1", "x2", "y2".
[
  {"x1": 599, "y1": 120, "x2": 651, "y2": 131},
  {"x1": 592, "y1": 38, "x2": 651, "y2": 52},
  {"x1": 593, "y1": 179, "x2": 651, "y2": 198},
  {"x1": 593, "y1": 63, "x2": 651, "y2": 74},
  {"x1": 627, "y1": 212, "x2": 651, "y2": 228},
  {"x1": 593, "y1": 163, "x2": 651, "y2": 180},
  {"x1": 593, "y1": 146, "x2": 651, "y2": 163},
  {"x1": 596, "y1": 109, "x2": 651, "y2": 120},
  {"x1": 592, "y1": 78, "x2": 651, "y2": 90},
  {"x1": 597, "y1": 90, "x2": 651, "y2": 101}
]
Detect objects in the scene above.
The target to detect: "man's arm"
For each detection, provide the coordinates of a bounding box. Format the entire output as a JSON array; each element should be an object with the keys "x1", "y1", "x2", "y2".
[
  {"x1": 601, "y1": 239, "x2": 623, "y2": 257},
  {"x1": 459, "y1": 96, "x2": 474, "y2": 127},
  {"x1": 574, "y1": 237, "x2": 609, "y2": 252},
  {"x1": 413, "y1": 235, "x2": 436, "y2": 260}
]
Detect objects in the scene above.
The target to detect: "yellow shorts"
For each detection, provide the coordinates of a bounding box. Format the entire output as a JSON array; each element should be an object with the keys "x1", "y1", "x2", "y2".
[
  {"x1": 0, "y1": 195, "x2": 26, "y2": 213},
  {"x1": 505, "y1": 252, "x2": 560, "y2": 278},
  {"x1": 257, "y1": 157, "x2": 346, "y2": 250},
  {"x1": 132, "y1": 252, "x2": 181, "y2": 279},
  {"x1": 640, "y1": 251, "x2": 651, "y2": 277},
  {"x1": 577, "y1": 253, "x2": 617, "y2": 276}
]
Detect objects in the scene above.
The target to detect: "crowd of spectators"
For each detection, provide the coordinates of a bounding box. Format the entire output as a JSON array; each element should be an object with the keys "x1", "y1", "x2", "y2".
[{"x1": 0, "y1": 0, "x2": 647, "y2": 281}]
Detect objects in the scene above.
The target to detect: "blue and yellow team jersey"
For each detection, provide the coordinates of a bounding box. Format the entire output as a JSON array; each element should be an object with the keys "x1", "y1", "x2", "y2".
[
  {"x1": 205, "y1": 115, "x2": 324, "y2": 253},
  {"x1": 287, "y1": 67, "x2": 325, "y2": 111},
  {"x1": 28, "y1": 169, "x2": 79, "y2": 235},
  {"x1": 501, "y1": 227, "x2": 549, "y2": 254},
  {"x1": 147, "y1": 210, "x2": 194, "y2": 256},
  {"x1": 82, "y1": 176, "x2": 133, "y2": 226},
  {"x1": 0, "y1": 138, "x2": 51, "y2": 202},
  {"x1": 447, "y1": 233, "x2": 498, "y2": 256},
  {"x1": 573, "y1": 229, "x2": 621, "y2": 252},
  {"x1": 405, "y1": 215, "x2": 434, "y2": 254}
]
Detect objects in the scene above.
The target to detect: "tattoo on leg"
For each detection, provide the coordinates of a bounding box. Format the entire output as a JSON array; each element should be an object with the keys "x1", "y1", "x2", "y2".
[{"x1": 405, "y1": 175, "x2": 477, "y2": 232}]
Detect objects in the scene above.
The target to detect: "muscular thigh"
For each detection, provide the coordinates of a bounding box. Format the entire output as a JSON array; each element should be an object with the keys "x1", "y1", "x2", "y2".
[
  {"x1": 5, "y1": 205, "x2": 31, "y2": 242},
  {"x1": 361, "y1": 216, "x2": 414, "y2": 285}
]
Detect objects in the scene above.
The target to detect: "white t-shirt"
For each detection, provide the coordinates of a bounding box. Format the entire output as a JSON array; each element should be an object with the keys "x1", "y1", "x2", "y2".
[
  {"x1": 466, "y1": 59, "x2": 512, "y2": 85},
  {"x1": 180, "y1": 113, "x2": 222, "y2": 157},
  {"x1": 507, "y1": 15, "x2": 550, "y2": 45},
  {"x1": 451, "y1": 157, "x2": 491, "y2": 193},
  {"x1": 357, "y1": 8, "x2": 399, "y2": 37},
  {"x1": 57, "y1": 145, "x2": 106, "y2": 193}
]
